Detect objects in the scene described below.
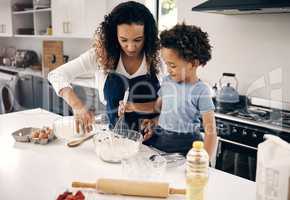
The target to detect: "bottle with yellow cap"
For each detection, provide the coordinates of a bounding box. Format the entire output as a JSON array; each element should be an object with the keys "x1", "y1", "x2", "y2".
[{"x1": 186, "y1": 141, "x2": 209, "y2": 200}]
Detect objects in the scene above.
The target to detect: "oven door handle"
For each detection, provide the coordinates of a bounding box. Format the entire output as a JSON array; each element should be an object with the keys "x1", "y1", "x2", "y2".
[{"x1": 219, "y1": 138, "x2": 258, "y2": 151}]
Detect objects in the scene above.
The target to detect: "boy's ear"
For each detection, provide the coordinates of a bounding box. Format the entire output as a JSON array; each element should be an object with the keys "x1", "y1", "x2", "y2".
[{"x1": 191, "y1": 59, "x2": 200, "y2": 67}]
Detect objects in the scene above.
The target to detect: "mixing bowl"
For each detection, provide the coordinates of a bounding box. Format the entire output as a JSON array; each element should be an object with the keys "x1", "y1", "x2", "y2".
[{"x1": 93, "y1": 129, "x2": 143, "y2": 163}]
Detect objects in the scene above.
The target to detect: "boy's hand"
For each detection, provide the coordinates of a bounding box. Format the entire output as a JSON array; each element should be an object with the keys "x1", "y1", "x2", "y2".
[
  {"x1": 141, "y1": 118, "x2": 158, "y2": 141},
  {"x1": 118, "y1": 101, "x2": 133, "y2": 117}
]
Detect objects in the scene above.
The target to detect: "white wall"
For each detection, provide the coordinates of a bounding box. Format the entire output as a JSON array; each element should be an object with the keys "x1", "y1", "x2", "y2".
[
  {"x1": 107, "y1": 0, "x2": 145, "y2": 11},
  {"x1": 177, "y1": 0, "x2": 290, "y2": 103}
]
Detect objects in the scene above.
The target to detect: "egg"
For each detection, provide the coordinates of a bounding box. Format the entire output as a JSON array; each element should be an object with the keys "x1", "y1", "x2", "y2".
[{"x1": 31, "y1": 131, "x2": 40, "y2": 138}]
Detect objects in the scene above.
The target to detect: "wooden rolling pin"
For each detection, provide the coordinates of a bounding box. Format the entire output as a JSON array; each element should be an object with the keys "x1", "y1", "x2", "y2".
[{"x1": 72, "y1": 178, "x2": 186, "y2": 198}]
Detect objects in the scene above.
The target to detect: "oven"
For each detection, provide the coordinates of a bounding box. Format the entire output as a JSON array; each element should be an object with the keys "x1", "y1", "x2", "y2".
[
  {"x1": 214, "y1": 117, "x2": 285, "y2": 181},
  {"x1": 212, "y1": 96, "x2": 290, "y2": 181}
]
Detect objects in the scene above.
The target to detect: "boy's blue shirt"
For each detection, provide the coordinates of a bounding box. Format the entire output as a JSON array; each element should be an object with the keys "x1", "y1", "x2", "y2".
[{"x1": 158, "y1": 75, "x2": 215, "y2": 133}]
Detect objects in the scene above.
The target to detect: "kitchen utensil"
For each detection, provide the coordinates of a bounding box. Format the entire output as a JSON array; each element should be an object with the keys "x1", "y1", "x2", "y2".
[
  {"x1": 53, "y1": 116, "x2": 87, "y2": 141},
  {"x1": 14, "y1": 49, "x2": 38, "y2": 68},
  {"x1": 113, "y1": 88, "x2": 129, "y2": 133},
  {"x1": 93, "y1": 129, "x2": 143, "y2": 163},
  {"x1": 148, "y1": 146, "x2": 186, "y2": 167},
  {"x1": 67, "y1": 133, "x2": 95, "y2": 148},
  {"x1": 42, "y1": 40, "x2": 64, "y2": 77},
  {"x1": 149, "y1": 151, "x2": 186, "y2": 168},
  {"x1": 122, "y1": 152, "x2": 167, "y2": 180},
  {"x1": 72, "y1": 178, "x2": 186, "y2": 198},
  {"x1": 3, "y1": 58, "x2": 11, "y2": 66},
  {"x1": 216, "y1": 73, "x2": 240, "y2": 112},
  {"x1": 94, "y1": 113, "x2": 109, "y2": 131}
]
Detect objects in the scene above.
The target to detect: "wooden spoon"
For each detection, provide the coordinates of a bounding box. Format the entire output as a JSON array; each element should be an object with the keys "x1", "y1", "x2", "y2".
[{"x1": 67, "y1": 134, "x2": 95, "y2": 148}]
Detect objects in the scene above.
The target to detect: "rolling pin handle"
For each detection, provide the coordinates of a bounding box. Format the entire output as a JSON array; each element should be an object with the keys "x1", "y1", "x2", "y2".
[
  {"x1": 72, "y1": 182, "x2": 96, "y2": 189},
  {"x1": 169, "y1": 188, "x2": 186, "y2": 195}
]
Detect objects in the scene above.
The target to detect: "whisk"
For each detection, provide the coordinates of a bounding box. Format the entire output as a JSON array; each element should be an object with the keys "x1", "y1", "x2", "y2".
[{"x1": 113, "y1": 88, "x2": 130, "y2": 134}]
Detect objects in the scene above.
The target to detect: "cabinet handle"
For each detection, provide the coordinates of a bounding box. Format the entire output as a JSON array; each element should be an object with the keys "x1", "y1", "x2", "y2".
[
  {"x1": 3, "y1": 24, "x2": 6, "y2": 33},
  {"x1": 20, "y1": 77, "x2": 30, "y2": 81},
  {"x1": 62, "y1": 22, "x2": 65, "y2": 33},
  {"x1": 67, "y1": 22, "x2": 71, "y2": 33},
  {"x1": 62, "y1": 22, "x2": 66, "y2": 33}
]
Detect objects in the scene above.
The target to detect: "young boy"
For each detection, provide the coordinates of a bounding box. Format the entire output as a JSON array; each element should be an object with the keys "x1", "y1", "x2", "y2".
[{"x1": 119, "y1": 23, "x2": 217, "y2": 157}]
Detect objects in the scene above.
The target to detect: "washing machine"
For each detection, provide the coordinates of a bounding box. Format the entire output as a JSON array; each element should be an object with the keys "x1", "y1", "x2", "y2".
[{"x1": 0, "y1": 70, "x2": 19, "y2": 114}]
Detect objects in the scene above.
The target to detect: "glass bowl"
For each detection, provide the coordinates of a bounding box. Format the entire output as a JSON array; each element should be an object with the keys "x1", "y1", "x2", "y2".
[
  {"x1": 93, "y1": 129, "x2": 143, "y2": 163},
  {"x1": 53, "y1": 116, "x2": 86, "y2": 140},
  {"x1": 121, "y1": 151, "x2": 167, "y2": 181}
]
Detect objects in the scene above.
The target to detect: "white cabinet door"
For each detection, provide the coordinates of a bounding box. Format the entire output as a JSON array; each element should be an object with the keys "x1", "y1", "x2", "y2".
[
  {"x1": 51, "y1": 0, "x2": 83, "y2": 37},
  {"x1": 51, "y1": 0, "x2": 107, "y2": 38},
  {"x1": 0, "y1": 0, "x2": 12, "y2": 37},
  {"x1": 51, "y1": 0, "x2": 69, "y2": 37},
  {"x1": 68, "y1": 0, "x2": 85, "y2": 37},
  {"x1": 83, "y1": 0, "x2": 107, "y2": 38}
]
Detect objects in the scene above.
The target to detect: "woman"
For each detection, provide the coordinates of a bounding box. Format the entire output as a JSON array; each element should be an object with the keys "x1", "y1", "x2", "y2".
[{"x1": 48, "y1": 1, "x2": 160, "y2": 134}]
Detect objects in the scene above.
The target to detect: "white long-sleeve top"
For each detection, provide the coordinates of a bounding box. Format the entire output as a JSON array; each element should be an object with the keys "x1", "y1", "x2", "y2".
[{"x1": 47, "y1": 48, "x2": 153, "y2": 105}]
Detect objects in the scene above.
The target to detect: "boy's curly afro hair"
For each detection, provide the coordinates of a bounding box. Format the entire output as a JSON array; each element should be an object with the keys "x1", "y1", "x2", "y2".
[{"x1": 160, "y1": 23, "x2": 212, "y2": 66}]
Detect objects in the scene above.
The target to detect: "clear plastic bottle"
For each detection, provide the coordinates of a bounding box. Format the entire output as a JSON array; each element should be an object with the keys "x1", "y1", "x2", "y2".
[{"x1": 186, "y1": 141, "x2": 209, "y2": 200}]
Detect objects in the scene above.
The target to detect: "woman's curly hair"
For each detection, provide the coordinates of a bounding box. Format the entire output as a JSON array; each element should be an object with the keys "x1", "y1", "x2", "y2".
[
  {"x1": 94, "y1": 1, "x2": 160, "y2": 74},
  {"x1": 160, "y1": 23, "x2": 212, "y2": 66}
]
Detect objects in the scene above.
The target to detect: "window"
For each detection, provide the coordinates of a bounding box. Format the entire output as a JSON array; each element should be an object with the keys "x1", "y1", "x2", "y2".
[
  {"x1": 158, "y1": 0, "x2": 177, "y2": 31},
  {"x1": 145, "y1": 0, "x2": 177, "y2": 31}
]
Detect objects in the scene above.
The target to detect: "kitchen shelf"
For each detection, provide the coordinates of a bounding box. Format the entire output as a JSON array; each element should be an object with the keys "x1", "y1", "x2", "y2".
[
  {"x1": 11, "y1": 0, "x2": 52, "y2": 37},
  {"x1": 14, "y1": 34, "x2": 52, "y2": 38},
  {"x1": 13, "y1": 10, "x2": 35, "y2": 15},
  {"x1": 13, "y1": 8, "x2": 51, "y2": 15}
]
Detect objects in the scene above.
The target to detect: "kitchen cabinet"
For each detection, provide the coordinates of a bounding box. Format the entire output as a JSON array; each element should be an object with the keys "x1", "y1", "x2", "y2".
[
  {"x1": 51, "y1": 0, "x2": 106, "y2": 38},
  {"x1": 49, "y1": 84, "x2": 70, "y2": 116},
  {"x1": 0, "y1": 0, "x2": 13, "y2": 37},
  {"x1": 17, "y1": 74, "x2": 34, "y2": 108},
  {"x1": 83, "y1": 0, "x2": 107, "y2": 38},
  {"x1": 2, "y1": 0, "x2": 106, "y2": 38},
  {"x1": 51, "y1": 0, "x2": 78, "y2": 37},
  {"x1": 16, "y1": 74, "x2": 70, "y2": 115},
  {"x1": 11, "y1": 0, "x2": 52, "y2": 37},
  {"x1": 32, "y1": 75, "x2": 50, "y2": 111}
]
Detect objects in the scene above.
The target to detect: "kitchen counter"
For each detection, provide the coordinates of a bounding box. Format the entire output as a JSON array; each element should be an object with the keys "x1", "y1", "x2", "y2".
[
  {"x1": 0, "y1": 65, "x2": 42, "y2": 77},
  {"x1": 0, "y1": 65, "x2": 96, "y2": 89},
  {"x1": 0, "y1": 109, "x2": 256, "y2": 200}
]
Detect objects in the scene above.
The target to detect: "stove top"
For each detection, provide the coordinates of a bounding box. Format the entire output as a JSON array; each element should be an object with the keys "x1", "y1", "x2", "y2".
[{"x1": 221, "y1": 106, "x2": 290, "y2": 129}]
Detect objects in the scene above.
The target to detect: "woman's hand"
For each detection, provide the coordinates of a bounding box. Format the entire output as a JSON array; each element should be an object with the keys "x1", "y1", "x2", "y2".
[
  {"x1": 59, "y1": 87, "x2": 94, "y2": 135},
  {"x1": 141, "y1": 118, "x2": 158, "y2": 141},
  {"x1": 73, "y1": 106, "x2": 95, "y2": 134}
]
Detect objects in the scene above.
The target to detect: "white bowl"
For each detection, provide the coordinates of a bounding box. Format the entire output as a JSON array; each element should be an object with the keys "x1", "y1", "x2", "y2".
[{"x1": 93, "y1": 129, "x2": 143, "y2": 163}]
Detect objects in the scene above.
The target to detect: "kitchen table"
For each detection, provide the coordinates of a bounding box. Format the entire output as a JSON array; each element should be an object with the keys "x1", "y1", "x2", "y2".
[{"x1": 0, "y1": 109, "x2": 256, "y2": 200}]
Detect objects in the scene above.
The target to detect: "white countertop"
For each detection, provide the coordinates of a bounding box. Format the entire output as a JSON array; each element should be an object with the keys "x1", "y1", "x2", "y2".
[
  {"x1": 0, "y1": 65, "x2": 96, "y2": 89},
  {"x1": 0, "y1": 65, "x2": 42, "y2": 77},
  {"x1": 0, "y1": 109, "x2": 256, "y2": 200}
]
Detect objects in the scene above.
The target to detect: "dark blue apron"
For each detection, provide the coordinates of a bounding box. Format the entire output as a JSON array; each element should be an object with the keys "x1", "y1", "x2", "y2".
[
  {"x1": 103, "y1": 71, "x2": 160, "y2": 131},
  {"x1": 144, "y1": 126, "x2": 203, "y2": 156}
]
